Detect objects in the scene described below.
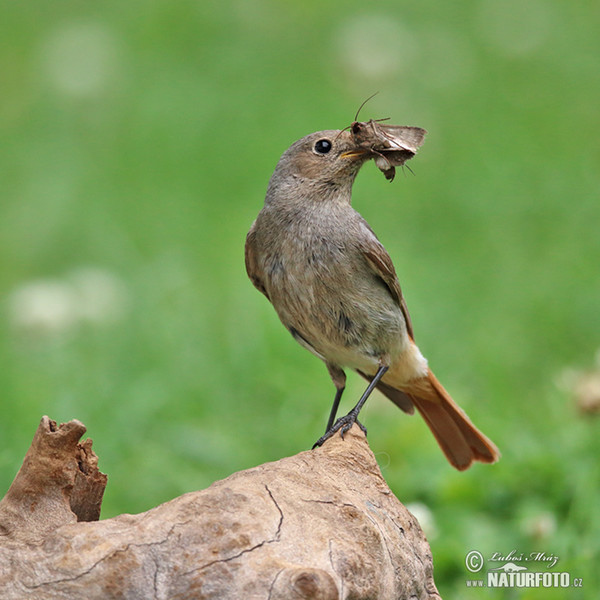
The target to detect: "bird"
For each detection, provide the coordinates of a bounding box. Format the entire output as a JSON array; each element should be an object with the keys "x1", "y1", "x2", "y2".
[{"x1": 245, "y1": 128, "x2": 500, "y2": 470}]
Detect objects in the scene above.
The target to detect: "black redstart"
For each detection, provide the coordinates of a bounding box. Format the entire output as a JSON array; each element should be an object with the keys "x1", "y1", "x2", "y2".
[{"x1": 245, "y1": 127, "x2": 499, "y2": 470}]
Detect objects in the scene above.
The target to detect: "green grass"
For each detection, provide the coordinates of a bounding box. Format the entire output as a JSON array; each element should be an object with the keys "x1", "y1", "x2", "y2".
[{"x1": 1, "y1": 2, "x2": 599, "y2": 597}]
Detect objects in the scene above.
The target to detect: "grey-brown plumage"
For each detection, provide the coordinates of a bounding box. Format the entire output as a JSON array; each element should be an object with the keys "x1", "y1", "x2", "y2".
[{"x1": 245, "y1": 129, "x2": 500, "y2": 470}]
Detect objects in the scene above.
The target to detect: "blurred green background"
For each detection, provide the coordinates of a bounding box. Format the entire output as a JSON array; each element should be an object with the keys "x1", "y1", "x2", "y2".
[{"x1": 1, "y1": 1, "x2": 598, "y2": 597}]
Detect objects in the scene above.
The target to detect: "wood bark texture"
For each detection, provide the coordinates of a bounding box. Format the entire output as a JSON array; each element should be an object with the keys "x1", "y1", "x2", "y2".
[{"x1": 0, "y1": 416, "x2": 441, "y2": 600}]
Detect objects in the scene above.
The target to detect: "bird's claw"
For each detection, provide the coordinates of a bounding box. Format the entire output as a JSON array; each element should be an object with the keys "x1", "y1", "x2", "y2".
[{"x1": 312, "y1": 413, "x2": 367, "y2": 449}]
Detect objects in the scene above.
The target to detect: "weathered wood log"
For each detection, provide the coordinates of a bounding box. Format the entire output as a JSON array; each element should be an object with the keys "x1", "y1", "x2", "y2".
[{"x1": 0, "y1": 416, "x2": 441, "y2": 599}]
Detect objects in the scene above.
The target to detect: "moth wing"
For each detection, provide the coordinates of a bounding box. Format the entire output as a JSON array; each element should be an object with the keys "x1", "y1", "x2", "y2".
[{"x1": 376, "y1": 125, "x2": 427, "y2": 153}]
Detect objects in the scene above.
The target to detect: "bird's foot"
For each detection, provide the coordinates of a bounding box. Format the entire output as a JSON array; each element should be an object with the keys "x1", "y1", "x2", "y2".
[{"x1": 312, "y1": 412, "x2": 367, "y2": 449}]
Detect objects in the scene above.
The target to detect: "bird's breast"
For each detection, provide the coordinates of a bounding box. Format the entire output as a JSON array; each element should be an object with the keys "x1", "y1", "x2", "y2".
[{"x1": 259, "y1": 218, "x2": 408, "y2": 369}]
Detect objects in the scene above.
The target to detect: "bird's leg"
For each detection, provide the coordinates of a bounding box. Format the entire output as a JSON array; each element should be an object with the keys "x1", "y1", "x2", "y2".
[
  {"x1": 324, "y1": 364, "x2": 346, "y2": 433},
  {"x1": 313, "y1": 364, "x2": 389, "y2": 448},
  {"x1": 326, "y1": 387, "x2": 344, "y2": 433}
]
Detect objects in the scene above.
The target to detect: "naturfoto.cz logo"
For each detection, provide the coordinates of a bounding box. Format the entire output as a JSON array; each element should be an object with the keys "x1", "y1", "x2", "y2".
[{"x1": 464, "y1": 550, "x2": 583, "y2": 589}]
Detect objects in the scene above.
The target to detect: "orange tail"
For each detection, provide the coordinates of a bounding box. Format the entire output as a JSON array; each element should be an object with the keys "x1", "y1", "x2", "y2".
[{"x1": 380, "y1": 368, "x2": 500, "y2": 470}]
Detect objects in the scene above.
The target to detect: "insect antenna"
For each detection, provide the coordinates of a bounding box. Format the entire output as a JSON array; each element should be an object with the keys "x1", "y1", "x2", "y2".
[
  {"x1": 334, "y1": 125, "x2": 351, "y2": 142},
  {"x1": 354, "y1": 92, "x2": 379, "y2": 121},
  {"x1": 336, "y1": 92, "x2": 387, "y2": 141}
]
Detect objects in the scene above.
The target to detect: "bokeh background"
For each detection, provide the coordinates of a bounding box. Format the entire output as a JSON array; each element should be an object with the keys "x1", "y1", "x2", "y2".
[{"x1": 1, "y1": 1, "x2": 598, "y2": 597}]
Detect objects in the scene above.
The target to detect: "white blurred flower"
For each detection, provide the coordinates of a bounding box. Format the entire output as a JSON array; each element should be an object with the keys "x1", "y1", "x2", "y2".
[
  {"x1": 406, "y1": 502, "x2": 437, "y2": 539},
  {"x1": 521, "y1": 511, "x2": 557, "y2": 541},
  {"x1": 556, "y1": 355, "x2": 600, "y2": 416},
  {"x1": 8, "y1": 280, "x2": 78, "y2": 335},
  {"x1": 39, "y1": 21, "x2": 121, "y2": 98},
  {"x1": 573, "y1": 372, "x2": 600, "y2": 416},
  {"x1": 7, "y1": 267, "x2": 129, "y2": 337},
  {"x1": 335, "y1": 14, "x2": 417, "y2": 81}
]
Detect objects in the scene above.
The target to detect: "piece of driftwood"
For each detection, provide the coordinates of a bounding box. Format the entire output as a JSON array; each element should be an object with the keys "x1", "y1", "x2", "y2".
[{"x1": 0, "y1": 417, "x2": 441, "y2": 599}]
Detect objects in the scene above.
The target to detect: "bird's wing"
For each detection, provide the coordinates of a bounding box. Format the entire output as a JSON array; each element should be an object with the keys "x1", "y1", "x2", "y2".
[
  {"x1": 244, "y1": 222, "x2": 270, "y2": 300},
  {"x1": 358, "y1": 228, "x2": 414, "y2": 340}
]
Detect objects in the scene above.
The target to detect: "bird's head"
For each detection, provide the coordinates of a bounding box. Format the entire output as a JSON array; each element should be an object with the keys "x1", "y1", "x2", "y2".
[{"x1": 266, "y1": 129, "x2": 371, "y2": 200}]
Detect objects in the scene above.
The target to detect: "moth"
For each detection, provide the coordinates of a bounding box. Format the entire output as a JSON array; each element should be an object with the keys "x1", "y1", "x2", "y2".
[
  {"x1": 351, "y1": 120, "x2": 427, "y2": 181},
  {"x1": 347, "y1": 94, "x2": 426, "y2": 181}
]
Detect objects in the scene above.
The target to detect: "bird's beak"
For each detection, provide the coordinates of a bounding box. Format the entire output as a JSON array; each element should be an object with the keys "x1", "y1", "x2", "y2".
[{"x1": 340, "y1": 148, "x2": 369, "y2": 159}]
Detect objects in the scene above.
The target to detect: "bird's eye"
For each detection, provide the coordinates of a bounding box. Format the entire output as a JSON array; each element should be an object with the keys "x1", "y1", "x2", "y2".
[{"x1": 314, "y1": 139, "x2": 332, "y2": 154}]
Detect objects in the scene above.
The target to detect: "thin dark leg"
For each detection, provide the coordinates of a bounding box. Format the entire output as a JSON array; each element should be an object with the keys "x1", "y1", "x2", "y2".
[
  {"x1": 324, "y1": 363, "x2": 346, "y2": 434},
  {"x1": 313, "y1": 365, "x2": 389, "y2": 448},
  {"x1": 325, "y1": 387, "x2": 344, "y2": 433},
  {"x1": 346, "y1": 364, "x2": 388, "y2": 422}
]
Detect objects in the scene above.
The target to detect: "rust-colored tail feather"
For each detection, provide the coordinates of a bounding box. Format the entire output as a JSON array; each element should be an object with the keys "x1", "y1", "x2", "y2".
[{"x1": 378, "y1": 368, "x2": 500, "y2": 470}]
